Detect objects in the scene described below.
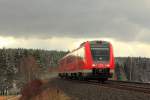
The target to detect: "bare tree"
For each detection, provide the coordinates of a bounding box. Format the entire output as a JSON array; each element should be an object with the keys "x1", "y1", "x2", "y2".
[{"x1": 19, "y1": 55, "x2": 40, "y2": 83}]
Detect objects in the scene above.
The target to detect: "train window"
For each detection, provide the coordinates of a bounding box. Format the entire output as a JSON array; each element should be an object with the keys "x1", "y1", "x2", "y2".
[{"x1": 91, "y1": 47, "x2": 110, "y2": 62}]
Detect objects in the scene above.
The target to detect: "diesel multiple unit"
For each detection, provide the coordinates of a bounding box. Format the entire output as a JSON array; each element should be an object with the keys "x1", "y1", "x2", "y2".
[{"x1": 58, "y1": 40, "x2": 115, "y2": 82}]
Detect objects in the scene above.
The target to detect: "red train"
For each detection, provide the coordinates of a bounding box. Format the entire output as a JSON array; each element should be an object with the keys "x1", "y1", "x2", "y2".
[{"x1": 58, "y1": 40, "x2": 115, "y2": 82}]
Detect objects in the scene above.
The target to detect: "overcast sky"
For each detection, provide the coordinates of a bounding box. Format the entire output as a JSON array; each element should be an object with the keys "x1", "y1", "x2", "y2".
[{"x1": 0, "y1": 0, "x2": 150, "y2": 57}]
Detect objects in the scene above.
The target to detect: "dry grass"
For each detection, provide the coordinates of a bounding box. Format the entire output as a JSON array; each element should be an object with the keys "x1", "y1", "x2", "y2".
[
  {"x1": 31, "y1": 87, "x2": 70, "y2": 100},
  {"x1": 0, "y1": 96, "x2": 6, "y2": 100},
  {"x1": 19, "y1": 79, "x2": 71, "y2": 100},
  {"x1": 0, "y1": 96, "x2": 19, "y2": 100}
]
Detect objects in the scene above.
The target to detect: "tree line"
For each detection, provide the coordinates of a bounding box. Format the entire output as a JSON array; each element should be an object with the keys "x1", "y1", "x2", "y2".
[
  {"x1": 0, "y1": 48, "x2": 68, "y2": 94},
  {"x1": 115, "y1": 57, "x2": 150, "y2": 82}
]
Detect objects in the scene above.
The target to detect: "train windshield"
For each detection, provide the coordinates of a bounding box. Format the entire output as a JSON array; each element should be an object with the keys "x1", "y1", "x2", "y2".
[{"x1": 90, "y1": 45, "x2": 110, "y2": 62}]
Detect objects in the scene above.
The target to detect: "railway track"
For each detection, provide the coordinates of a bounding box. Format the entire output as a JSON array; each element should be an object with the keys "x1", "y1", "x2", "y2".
[
  {"x1": 105, "y1": 80, "x2": 150, "y2": 94},
  {"x1": 61, "y1": 78, "x2": 150, "y2": 94}
]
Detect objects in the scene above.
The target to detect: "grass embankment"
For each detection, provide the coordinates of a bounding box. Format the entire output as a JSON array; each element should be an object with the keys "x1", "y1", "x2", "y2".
[{"x1": 19, "y1": 79, "x2": 70, "y2": 100}]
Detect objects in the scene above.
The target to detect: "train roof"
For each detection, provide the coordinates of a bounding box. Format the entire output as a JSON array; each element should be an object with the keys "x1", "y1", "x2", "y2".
[
  {"x1": 80, "y1": 40, "x2": 110, "y2": 46},
  {"x1": 59, "y1": 40, "x2": 110, "y2": 61}
]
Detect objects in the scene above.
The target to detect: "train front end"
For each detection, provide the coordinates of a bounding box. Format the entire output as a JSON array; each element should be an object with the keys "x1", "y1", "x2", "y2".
[{"x1": 88, "y1": 41, "x2": 115, "y2": 80}]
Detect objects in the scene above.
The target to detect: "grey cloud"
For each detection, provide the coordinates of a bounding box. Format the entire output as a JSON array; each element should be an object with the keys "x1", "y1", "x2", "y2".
[{"x1": 0, "y1": 0, "x2": 150, "y2": 43}]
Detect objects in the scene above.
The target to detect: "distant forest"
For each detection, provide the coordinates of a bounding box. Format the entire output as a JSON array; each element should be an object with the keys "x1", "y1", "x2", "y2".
[
  {"x1": 0, "y1": 48, "x2": 67, "y2": 92},
  {"x1": 0, "y1": 48, "x2": 150, "y2": 95},
  {"x1": 115, "y1": 57, "x2": 150, "y2": 82}
]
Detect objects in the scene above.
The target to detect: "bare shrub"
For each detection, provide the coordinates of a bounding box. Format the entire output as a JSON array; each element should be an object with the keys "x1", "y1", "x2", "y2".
[{"x1": 19, "y1": 79, "x2": 43, "y2": 100}]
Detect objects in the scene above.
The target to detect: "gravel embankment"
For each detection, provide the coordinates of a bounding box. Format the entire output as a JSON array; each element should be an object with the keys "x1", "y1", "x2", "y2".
[{"x1": 49, "y1": 78, "x2": 150, "y2": 100}]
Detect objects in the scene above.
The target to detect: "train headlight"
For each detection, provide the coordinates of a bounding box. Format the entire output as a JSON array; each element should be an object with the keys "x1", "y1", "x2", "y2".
[
  {"x1": 105, "y1": 64, "x2": 110, "y2": 67},
  {"x1": 92, "y1": 64, "x2": 96, "y2": 67}
]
